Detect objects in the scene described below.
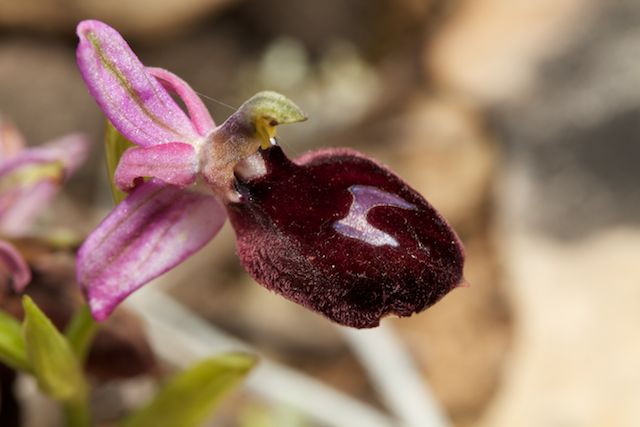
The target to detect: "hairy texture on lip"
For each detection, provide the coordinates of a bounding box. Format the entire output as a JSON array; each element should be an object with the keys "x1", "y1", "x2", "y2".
[{"x1": 227, "y1": 146, "x2": 465, "y2": 328}]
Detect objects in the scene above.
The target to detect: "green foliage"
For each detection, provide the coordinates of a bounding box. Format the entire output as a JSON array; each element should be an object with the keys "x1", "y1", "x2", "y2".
[
  {"x1": 105, "y1": 120, "x2": 135, "y2": 204},
  {"x1": 3, "y1": 298, "x2": 254, "y2": 427},
  {"x1": 0, "y1": 310, "x2": 30, "y2": 371},
  {"x1": 240, "y1": 405, "x2": 307, "y2": 427},
  {"x1": 22, "y1": 296, "x2": 87, "y2": 403},
  {"x1": 122, "y1": 353, "x2": 257, "y2": 427}
]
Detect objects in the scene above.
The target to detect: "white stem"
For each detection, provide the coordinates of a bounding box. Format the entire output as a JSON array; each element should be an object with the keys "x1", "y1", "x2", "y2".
[
  {"x1": 338, "y1": 324, "x2": 451, "y2": 427},
  {"x1": 125, "y1": 288, "x2": 397, "y2": 427}
]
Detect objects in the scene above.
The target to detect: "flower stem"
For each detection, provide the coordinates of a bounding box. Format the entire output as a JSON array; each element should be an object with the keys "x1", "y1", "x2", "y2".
[
  {"x1": 65, "y1": 305, "x2": 99, "y2": 363},
  {"x1": 63, "y1": 304, "x2": 99, "y2": 427}
]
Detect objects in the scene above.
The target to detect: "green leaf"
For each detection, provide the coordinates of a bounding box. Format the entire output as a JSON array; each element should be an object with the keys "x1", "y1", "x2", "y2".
[
  {"x1": 0, "y1": 310, "x2": 30, "y2": 371},
  {"x1": 105, "y1": 120, "x2": 135, "y2": 204},
  {"x1": 240, "y1": 405, "x2": 307, "y2": 427},
  {"x1": 22, "y1": 296, "x2": 87, "y2": 402},
  {"x1": 122, "y1": 353, "x2": 257, "y2": 427}
]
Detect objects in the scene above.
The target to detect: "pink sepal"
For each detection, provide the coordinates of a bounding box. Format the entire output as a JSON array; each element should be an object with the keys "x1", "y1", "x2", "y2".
[
  {"x1": 76, "y1": 20, "x2": 198, "y2": 148},
  {"x1": 148, "y1": 67, "x2": 215, "y2": 136},
  {"x1": 77, "y1": 179, "x2": 227, "y2": 321}
]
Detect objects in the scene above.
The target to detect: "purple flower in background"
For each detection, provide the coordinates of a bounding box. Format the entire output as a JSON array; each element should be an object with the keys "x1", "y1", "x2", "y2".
[
  {"x1": 76, "y1": 20, "x2": 465, "y2": 328},
  {"x1": 0, "y1": 116, "x2": 88, "y2": 291},
  {"x1": 0, "y1": 240, "x2": 30, "y2": 292}
]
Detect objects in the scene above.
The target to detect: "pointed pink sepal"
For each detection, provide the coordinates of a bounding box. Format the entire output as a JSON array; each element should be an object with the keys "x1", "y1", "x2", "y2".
[
  {"x1": 77, "y1": 179, "x2": 227, "y2": 321},
  {"x1": 114, "y1": 142, "x2": 198, "y2": 191},
  {"x1": 148, "y1": 67, "x2": 215, "y2": 136},
  {"x1": 76, "y1": 20, "x2": 198, "y2": 148},
  {"x1": 0, "y1": 240, "x2": 31, "y2": 292}
]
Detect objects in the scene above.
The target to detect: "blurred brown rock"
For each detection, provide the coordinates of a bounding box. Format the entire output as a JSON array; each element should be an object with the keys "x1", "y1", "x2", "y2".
[
  {"x1": 480, "y1": 230, "x2": 640, "y2": 427},
  {"x1": 426, "y1": 0, "x2": 595, "y2": 104}
]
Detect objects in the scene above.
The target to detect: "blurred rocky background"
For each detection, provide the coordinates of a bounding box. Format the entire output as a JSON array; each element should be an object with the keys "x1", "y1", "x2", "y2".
[{"x1": 1, "y1": 0, "x2": 639, "y2": 426}]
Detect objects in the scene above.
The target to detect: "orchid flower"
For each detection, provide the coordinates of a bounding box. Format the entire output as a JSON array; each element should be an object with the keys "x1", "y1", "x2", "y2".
[
  {"x1": 76, "y1": 20, "x2": 465, "y2": 328},
  {"x1": 0, "y1": 116, "x2": 88, "y2": 292}
]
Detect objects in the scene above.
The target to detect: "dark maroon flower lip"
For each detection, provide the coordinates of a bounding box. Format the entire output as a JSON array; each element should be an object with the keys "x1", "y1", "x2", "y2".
[{"x1": 228, "y1": 145, "x2": 465, "y2": 328}]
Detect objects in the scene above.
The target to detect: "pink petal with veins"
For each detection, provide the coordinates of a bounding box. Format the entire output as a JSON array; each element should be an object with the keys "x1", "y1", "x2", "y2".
[
  {"x1": 77, "y1": 179, "x2": 227, "y2": 321},
  {"x1": 148, "y1": 67, "x2": 215, "y2": 136},
  {"x1": 114, "y1": 142, "x2": 198, "y2": 191},
  {"x1": 0, "y1": 240, "x2": 31, "y2": 292},
  {"x1": 76, "y1": 20, "x2": 198, "y2": 147}
]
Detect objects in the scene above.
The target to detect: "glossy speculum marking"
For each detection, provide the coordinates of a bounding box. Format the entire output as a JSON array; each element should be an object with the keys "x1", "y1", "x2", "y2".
[{"x1": 334, "y1": 185, "x2": 416, "y2": 247}]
